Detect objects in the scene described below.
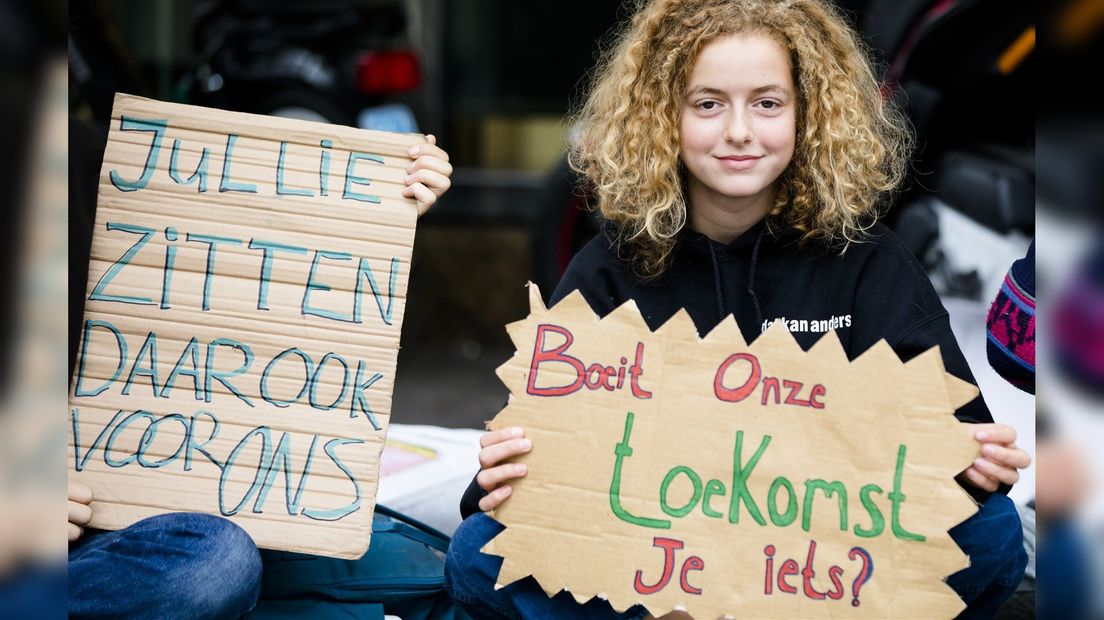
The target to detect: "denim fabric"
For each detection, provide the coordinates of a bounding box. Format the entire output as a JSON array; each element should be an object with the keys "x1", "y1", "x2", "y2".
[
  {"x1": 947, "y1": 493, "x2": 1029, "y2": 619},
  {"x1": 445, "y1": 513, "x2": 648, "y2": 620},
  {"x1": 448, "y1": 494, "x2": 1026, "y2": 620},
  {"x1": 69, "y1": 512, "x2": 262, "y2": 620}
]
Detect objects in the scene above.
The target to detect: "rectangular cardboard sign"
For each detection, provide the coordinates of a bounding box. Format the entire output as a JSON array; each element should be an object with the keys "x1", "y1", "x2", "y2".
[{"x1": 69, "y1": 94, "x2": 424, "y2": 559}]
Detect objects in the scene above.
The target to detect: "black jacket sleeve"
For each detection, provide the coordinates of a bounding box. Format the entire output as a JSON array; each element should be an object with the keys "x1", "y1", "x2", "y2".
[
  {"x1": 851, "y1": 228, "x2": 1008, "y2": 501},
  {"x1": 459, "y1": 475, "x2": 486, "y2": 520}
]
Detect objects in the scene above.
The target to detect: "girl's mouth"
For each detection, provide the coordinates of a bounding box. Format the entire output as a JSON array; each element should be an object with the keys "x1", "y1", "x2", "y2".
[{"x1": 715, "y1": 155, "x2": 762, "y2": 170}]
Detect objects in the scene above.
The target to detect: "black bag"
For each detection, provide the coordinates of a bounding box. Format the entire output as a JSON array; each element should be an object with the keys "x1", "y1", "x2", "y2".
[{"x1": 248, "y1": 505, "x2": 470, "y2": 620}]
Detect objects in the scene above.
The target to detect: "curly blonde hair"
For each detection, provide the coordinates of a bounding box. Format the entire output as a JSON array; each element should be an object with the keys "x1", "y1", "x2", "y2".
[{"x1": 569, "y1": 0, "x2": 912, "y2": 277}]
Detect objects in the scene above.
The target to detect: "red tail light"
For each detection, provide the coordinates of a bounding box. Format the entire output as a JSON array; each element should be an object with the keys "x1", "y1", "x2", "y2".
[{"x1": 356, "y1": 51, "x2": 421, "y2": 93}]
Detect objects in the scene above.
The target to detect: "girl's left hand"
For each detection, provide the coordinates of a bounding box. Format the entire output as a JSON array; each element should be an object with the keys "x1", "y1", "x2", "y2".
[
  {"x1": 961, "y1": 423, "x2": 1032, "y2": 492},
  {"x1": 402, "y1": 134, "x2": 452, "y2": 216}
]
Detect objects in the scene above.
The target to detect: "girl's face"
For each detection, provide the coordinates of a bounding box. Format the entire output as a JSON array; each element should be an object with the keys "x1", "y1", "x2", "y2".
[{"x1": 679, "y1": 33, "x2": 797, "y2": 216}]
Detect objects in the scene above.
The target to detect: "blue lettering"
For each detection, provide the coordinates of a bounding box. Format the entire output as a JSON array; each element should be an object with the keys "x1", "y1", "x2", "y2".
[
  {"x1": 168, "y1": 140, "x2": 210, "y2": 192},
  {"x1": 109, "y1": 117, "x2": 167, "y2": 192},
  {"x1": 218, "y1": 134, "x2": 258, "y2": 193},
  {"x1": 248, "y1": 239, "x2": 308, "y2": 311},
  {"x1": 342, "y1": 152, "x2": 384, "y2": 203},
  {"x1": 302, "y1": 438, "x2": 364, "y2": 521},
  {"x1": 276, "y1": 142, "x2": 314, "y2": 197},
  {"x1": 74, "y1": 319, "x2": 128, "y2": 397},
  {"x1": 88, "y1": 222, "x2": 157, "y2": 305},
  {"x1": 185, "y1": 233, "x2": 242, "y2": 311},
  {"x1": 204, "y1": 338, "x2": 254, "y2": 407}
]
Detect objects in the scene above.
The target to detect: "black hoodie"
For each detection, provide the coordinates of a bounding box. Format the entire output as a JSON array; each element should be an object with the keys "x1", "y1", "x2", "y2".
[{"x1": 460, "y1": 220, "x2": 998, "y2": 518}]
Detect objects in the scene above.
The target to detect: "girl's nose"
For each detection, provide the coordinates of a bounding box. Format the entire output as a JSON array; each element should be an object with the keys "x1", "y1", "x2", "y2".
[{"x1": 724, "y1": 110, "x2": 753, "y2": 144}]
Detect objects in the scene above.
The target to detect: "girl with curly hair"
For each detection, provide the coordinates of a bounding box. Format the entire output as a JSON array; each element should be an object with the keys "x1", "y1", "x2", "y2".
[{"x1": 448, "y1": 1, "x2": 1029, "y2": 618}]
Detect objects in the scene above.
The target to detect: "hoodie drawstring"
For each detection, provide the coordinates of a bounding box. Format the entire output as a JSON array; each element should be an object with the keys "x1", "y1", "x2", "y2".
[
  {"x1": 747, "y1": 228, "x2": 766, "y2": 329},
  {"x1": 706, "y1": 227, "x2": 767, "y2": 328},
  {"x1": 707, "y1": 241, "x2": 725, "y2": 324}
]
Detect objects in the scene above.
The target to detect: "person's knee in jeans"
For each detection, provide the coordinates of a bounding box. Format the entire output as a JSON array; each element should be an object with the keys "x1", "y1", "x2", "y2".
[
  {"x1": 446, "y1": 513, "x2": 649, "y2": 620},
  {"x1": 69, "y1": 512, "x2": 262, "y2": 620},
  {"x1": 446, "y1": 513, "x2": 520, "y2": 620}
]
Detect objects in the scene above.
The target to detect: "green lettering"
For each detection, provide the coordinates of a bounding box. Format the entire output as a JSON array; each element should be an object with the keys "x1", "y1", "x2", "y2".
[
  {"x1": 889, "y1": 444, "x2": 925, "y2": 541},
  {"x1": 853, "y1": 483, "x2": 885, "y2": 538},
  {"x1": 768, "y1": 476, "x2": 798, "y2": 526},
  {"x1": 660, "y1": 466, "x2": 703, "y2": 517},
  {"x1": 802, "y1": 479, "x2": 848, "y2": 532},
  {"x1": 701, "y1": 479, "x2": 726, "y2": 518},
  {"x1": 728, "y1": 431, "x2": 769, "y2": 526},
  {"x1": 609, "y1": 411, "x2": 670, "y2": 529}
]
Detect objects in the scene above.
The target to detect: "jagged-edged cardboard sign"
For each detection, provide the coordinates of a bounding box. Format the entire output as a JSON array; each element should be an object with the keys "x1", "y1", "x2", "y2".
[
  {"x1": 69, "y1": 94, "x2": 423, "y2": 559},
  {"x1": 485, "y1": 285, "x2": 983, "y2": 619}
]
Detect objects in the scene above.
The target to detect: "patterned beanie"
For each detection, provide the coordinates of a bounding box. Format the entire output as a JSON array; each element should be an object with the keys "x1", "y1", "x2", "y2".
[{"x1": 986, "y1": 241, "x2": 1035, "y2": 394}]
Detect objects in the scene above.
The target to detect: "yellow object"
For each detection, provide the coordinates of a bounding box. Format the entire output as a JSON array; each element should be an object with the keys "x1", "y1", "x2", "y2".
[{"x1": 998, "y1": 26, "x2": 1034, "y2": 75}]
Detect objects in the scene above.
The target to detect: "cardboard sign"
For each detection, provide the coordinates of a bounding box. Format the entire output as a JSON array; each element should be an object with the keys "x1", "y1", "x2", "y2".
[
  {"x1": 69, "y1": 94, "x2": 424, "y2": 559},
  {"x1": 485, "y1": 285, "x2": 982, "y2": 619}
]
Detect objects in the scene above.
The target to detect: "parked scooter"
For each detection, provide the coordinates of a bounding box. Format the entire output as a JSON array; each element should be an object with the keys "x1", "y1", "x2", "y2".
[{"x1": 174, "y1": 0, "x2": 422, "y2": 132}]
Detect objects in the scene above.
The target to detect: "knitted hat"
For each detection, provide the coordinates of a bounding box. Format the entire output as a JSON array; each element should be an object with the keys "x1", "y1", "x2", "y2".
[
  {"x1": 986, "y1": 241, "x2": 1035, "y2": 394},
  {"x1": 1054, "y1": 239, "x2": 1104, "y2": 396}
]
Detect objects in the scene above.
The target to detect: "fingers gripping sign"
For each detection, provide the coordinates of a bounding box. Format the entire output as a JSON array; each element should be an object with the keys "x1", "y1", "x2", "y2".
[
  {"x1": 476, "y1": 427, "x2": 532, "y2": 512},
  {"x1": 402, "y1": 134, "x2": 452, "y2": 216},
  {"x1": 961, "y1": 423, "x2": 1031, "y2": 493}
]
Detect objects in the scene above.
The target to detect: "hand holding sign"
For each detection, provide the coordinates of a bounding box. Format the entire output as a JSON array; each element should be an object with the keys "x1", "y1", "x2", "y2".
[
  {"x1": 476, "y1": 427, "x2": 532, "y2": 512},
  {"x1": 962, "y1": 424, "x2": 1031, "y2": 492},
  {"x1": 402, "y1": 134, "x2": 452, "y2": 215},
  {"x1": 483, "y1": 285, "x2": 984, "y2": 619}
]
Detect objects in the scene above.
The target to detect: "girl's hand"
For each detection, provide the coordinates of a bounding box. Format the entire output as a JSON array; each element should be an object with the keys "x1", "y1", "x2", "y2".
[
  {"x1": 69, "y1": 481, "x2": 93, "y2": 542},
  {"x1": 961, "y1": 423, "x2": 1032, "y2": 493},
  {"x1": 402, "y1": 134, "x2": 452, "y2": 216},
  {"x1": 476, "y1": 427, "x2": 532, "y2": 512}
]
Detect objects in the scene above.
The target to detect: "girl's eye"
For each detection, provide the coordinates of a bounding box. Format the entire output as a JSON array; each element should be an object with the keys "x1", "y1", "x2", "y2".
[
  {"x1": 759, "y1": 100, "x2": 781, "y2": 110},
  {"x1": 697, "y1": 100, "x2": 719, "y2": 111}
]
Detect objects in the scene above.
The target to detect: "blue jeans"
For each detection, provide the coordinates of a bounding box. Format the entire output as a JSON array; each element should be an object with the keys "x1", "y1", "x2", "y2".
[
  {"x1": 69, "y1": 512, "x2": 262, "y2": 620},
  {"x1": 947, "y1": 493, "x2": 1029, "y2": 619},
  {"x1": 446, "y1": 494, "x2": 1025, "y2": 620},
  {"x1": 445, "y1": 514, "x2": 647, "y2": 620}
]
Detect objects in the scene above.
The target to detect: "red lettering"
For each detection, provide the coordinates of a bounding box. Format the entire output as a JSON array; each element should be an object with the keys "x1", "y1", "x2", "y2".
[
  {"x1": 777, "y1": 559, "x2": 799, "y2": 594},
  {"x1": 583, "y1": 363, "x2": 607, "y2": 390},
  {"x1": 801, "y1": 540, "x2": 826, "y2": 600},
  {"x1": 680, "y1": 556, "x2": 704, "y2": 595},
  {"x1": 761, "y1": 377, "x2": 781, "y2": 405},
  {"x1": 783, "y1": 380, "x2": 811, "y2": 407},
  {"x1": 827, "y1": 565, "x2": 845, "y2": 600},
  {"x1": 526, "y1": 325, "x2": 584, "y2": 396},
  {"x1": 629, "y1": 342, "x2": 653, "y2": 399},
  {"x1": 714, "y1": 353, "x2": 761, "y2": 402},
  {"x1": 634, "y1": 537, "x2": 682, "y2": 594},
  {"x1": 809, "y1": 384, "x2": 826, "y2": 409},
  {"x1": 763, "y1": 544, "x2": 776, "y2": 595}
]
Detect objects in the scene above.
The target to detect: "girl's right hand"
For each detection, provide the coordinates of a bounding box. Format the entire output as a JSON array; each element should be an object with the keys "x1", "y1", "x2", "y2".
[{"x1": 476, "y1": 427, "x2": 532, "y2": 512}]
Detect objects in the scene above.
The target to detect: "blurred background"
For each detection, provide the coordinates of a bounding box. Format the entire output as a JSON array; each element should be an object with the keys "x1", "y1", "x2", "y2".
[{"x1": 3, "y1": 0, "x2": 1104, "y2": 617}]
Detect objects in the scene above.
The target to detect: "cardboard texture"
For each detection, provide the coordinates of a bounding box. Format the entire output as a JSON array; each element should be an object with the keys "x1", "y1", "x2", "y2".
[
  {"x1": 484, "y1": 284, "x2": 982, "y2": 619},
  {"x1": 69, "y1": 94, "x2": 424, "y2": 559}
]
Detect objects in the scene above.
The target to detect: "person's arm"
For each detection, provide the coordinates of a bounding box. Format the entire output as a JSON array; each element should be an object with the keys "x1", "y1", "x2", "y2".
[
  {"x1": 855, "y1": 228, "x2": 1030, "y2": 500},
  {"x1": 459, "y1": 235, "x2": 622, "y2": 520}
]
